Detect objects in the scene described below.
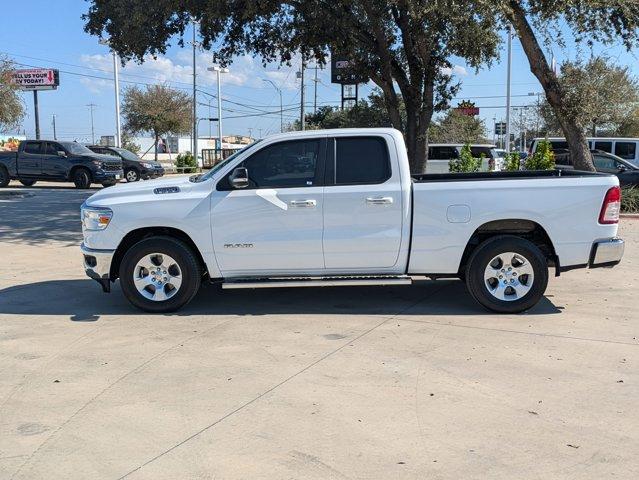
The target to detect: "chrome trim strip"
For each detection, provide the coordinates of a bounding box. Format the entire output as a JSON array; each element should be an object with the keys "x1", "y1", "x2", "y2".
[{"x1": 222, "y1": 277, "x2": 412, "y2": 289}]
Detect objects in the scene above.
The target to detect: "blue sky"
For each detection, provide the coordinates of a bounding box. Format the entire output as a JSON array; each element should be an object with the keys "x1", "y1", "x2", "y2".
[{"x1": 2, "y1": 0, "x2": 639, "y2": 143}]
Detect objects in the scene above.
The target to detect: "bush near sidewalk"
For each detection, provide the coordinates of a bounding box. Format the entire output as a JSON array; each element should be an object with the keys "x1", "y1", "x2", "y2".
[
  {"x1": 449, "y1": 144, "x2": 482, "y2": 173},
  {"x1": 176, "y1": 152, "x2": 198, "y2": 174},
  {"x1": 622, "y1": 186, "x2": 639, "y2": 213},
  {"x1": 525, "y1": 139, "x2": 555, "y2": 170}
]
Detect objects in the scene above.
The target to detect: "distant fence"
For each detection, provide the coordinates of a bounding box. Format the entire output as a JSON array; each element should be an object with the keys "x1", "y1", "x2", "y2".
[{"x1": 201, "y1": 148, "x2": 240, "y2": 168}]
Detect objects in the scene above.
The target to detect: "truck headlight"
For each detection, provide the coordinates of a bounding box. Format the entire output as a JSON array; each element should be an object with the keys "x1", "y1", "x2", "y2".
[{"x1": 81, "y1": 205, "x2": 113, "y2": 230}]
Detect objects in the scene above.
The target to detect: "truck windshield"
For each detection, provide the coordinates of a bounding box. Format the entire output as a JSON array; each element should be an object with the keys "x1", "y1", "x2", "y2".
[
  {"x1": 61, "y1": 142, "x2": 95, "y2": 155},
  {"x1": 192, "y1": 140, "x2": 263, "y2": 183}
]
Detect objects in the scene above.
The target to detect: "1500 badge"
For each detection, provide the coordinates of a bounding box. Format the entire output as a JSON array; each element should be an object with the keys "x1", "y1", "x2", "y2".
[{"x1": 224, "y1": 243, "x2": 254, "y2": 248}]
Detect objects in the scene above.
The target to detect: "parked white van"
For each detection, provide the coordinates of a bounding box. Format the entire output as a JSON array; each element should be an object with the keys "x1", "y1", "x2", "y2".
[
  {"x1": 426, "y1": 144, "x2": 503, "y2": 173},
  {"x1": 530, "y1": 137, "x2": 639, "y2": 166}
]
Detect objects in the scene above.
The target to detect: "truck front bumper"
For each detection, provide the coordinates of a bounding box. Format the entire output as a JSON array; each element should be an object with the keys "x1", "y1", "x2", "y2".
[
  {"x1": 81, "y1": 243, "x2": 115, "y2": 292},
  {"x1": 590, "y1": 238, "x2": 624, "y2": 268}
]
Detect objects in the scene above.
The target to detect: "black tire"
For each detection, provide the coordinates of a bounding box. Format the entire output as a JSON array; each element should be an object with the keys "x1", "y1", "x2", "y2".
[
  {"x1": 125, "y1": 168, "x2": 140, "y2": 182},
  {"x1": 119, "y1": 236, "x2": 202, "y2": 313},
  {"x1": 19, "y1": 179, "x2": 37, "y2": 187},
  {"x1": 465, "y1": 235, "x2": 549, "y2": 314},
  {"x1": 73, "y1": 168, "x2": 92, "y2": 189},
  {"x1": 0, "y1": 167, "x2": 9, "y2": 188},
  {"x1": 101, "y1": 182, "x2": 116, "y2": 188}
]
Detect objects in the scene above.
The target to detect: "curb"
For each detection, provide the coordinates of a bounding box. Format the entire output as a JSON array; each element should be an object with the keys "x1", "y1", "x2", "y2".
[{"x1": 621, "y1": 214, "x2": 639, "y2": 219}]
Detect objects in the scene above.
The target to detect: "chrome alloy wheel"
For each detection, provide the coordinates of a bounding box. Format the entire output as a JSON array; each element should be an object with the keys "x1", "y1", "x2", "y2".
[
  {"x1": 126, "y1": 170, "x2": 139, "y2": 182},
  {"x1": 483, "y1": 252, "x2": 534, "y2": 302},
  {"x1": 133, "y1": 253, "x2": 182, "y2": 301}
]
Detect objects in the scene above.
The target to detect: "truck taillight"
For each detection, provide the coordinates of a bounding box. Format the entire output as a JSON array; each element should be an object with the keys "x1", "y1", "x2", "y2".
[{"x1": 599, "y1": 186, "x2": 621, "y2": 224}]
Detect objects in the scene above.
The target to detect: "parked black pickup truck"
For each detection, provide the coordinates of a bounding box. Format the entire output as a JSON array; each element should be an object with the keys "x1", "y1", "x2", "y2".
[
  {"x1": 0, "y1": 140, "x2": 123, "y2": 189},
  {"x1": 87, "y1": 145, "x2": 165, "y2": 182}
]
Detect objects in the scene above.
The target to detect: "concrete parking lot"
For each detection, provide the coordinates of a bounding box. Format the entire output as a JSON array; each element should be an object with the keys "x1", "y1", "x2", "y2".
[{"x1": 1, "y1": 182, "x2": 638, "y2": 479}]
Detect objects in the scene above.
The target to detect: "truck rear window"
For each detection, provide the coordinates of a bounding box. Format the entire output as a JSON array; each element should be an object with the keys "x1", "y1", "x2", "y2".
[{"x1": 335, "y1": 137, "x2": 390, "y2": 185}]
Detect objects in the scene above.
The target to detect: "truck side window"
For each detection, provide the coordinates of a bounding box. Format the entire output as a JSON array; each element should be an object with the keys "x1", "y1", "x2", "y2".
[
  {"x1": 335, "y1": 137, "x2": 390, "y2": 185},
  {"x1": 228, "y1": 139, "x2": 320, "y2": 189},
  {"x1": 44, "y1": 142, "x2": 62, "y2": 155},
  {"x1": 23, "y1": 142, "x2": 42, "y2": 155}
]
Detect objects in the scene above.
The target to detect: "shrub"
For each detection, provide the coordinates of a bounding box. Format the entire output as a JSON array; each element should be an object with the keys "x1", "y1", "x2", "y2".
[
  {"x1": 621, "y1": 186, "x2": 639, "y2": 213},
  {"x1": 503, "y1": 152, "x2": 521, "y2": 172},
  {"x1": 449, "y1": 144, "x2": 481, "y2": 173},
  {"x1": 176, "y1": 152, "x2": 198, "y2": 174},
  {"x1": 525, "y1": 138, "x2": 555, "y2": 170}
]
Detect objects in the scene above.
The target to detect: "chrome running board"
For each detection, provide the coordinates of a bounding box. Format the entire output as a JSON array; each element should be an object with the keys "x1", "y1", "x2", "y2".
[{"x1": 222, "y1": 275, "x2": 412, "y2": 289}]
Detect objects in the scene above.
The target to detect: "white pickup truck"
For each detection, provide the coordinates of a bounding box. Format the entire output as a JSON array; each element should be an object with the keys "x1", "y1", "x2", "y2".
[{"x1": 80, "y1": 128, "x2": 624, "y2": 313}]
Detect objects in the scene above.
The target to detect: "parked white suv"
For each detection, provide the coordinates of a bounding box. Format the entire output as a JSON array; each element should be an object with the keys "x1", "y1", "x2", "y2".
[
  {"x1": 427, "y1": 143, "x2": 504, "y2": 172},
  {"x1": 81, "y1": 128, "x2": 624, "y2": 313}
]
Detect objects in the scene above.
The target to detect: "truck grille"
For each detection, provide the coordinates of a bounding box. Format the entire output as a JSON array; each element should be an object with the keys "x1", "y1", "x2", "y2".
[{"x1": 102, "y1": 163, "x2": 122, "y2": 171}]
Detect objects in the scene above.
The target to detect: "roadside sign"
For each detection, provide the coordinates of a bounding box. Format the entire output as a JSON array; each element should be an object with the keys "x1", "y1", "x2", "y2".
[
  {"x1": 455, "y1": 100, "x2": 480, "y2": 116},
  {"x1": 10, "y1": 68, "x2": 60, "y2": 91},
  {"x1": 331, "y1": 55, "x2": 367, "y2": 84}
]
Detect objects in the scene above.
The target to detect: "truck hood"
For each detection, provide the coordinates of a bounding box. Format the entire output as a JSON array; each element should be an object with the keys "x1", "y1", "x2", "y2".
[{"x1": 86, "y1": 175, "x2": 196, "y2": 207}]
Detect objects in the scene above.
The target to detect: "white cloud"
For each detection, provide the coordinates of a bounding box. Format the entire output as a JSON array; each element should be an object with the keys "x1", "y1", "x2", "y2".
[
  {"x1": 440, "y1": 64, "x2": 468, "y2": 76},
  {"x1": 79, "y1": 52, "x2": 303, "y2": 94}
]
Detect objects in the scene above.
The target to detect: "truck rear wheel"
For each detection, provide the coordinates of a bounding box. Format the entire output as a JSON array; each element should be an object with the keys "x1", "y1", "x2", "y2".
[
  {"x1": 119, "y1": 236, "x2": 202, "y2": 313},
  {"x1": 73, "y1": 168, "x2": 92, "y2": 189},
  {"x1": 0, "y1": 167, "x2": 9, "y2": 188},
  {"x1": 465, "y1": 235, "x2": 548, "y2": 314}
]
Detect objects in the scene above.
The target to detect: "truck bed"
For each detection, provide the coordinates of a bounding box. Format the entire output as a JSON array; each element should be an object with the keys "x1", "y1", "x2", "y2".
[{"x1": 407, "y1": 168, "x2": 619, "y2": 275}]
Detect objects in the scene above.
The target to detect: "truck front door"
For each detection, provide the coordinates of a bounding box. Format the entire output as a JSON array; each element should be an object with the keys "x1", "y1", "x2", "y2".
[
  {"x1": 322, "y1": 135, "x2": 405, "y2": 270},
  {"x1": 18, "y1": 141, "x2": 43, "y2": 177},
  {"x1": 211, "y1": 138, "x2": 326, "y2": 275}
]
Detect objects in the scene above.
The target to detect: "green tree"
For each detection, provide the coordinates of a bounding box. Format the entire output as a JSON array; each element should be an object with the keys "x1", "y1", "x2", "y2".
[
  {"x1": 501, "y1": 2, "x2": 639, "y2": 172},
  {"x1": 84, "y1": 1, "x2": 501, "y2": 173},
  {"x1": 121, "y1": 85, "x2": 192, "y2": 161},
  {"x1": 429, "y1": 110, "x2": 487, "y2": 144},
  {"x1": 503, "y1": 152, "x2": 521, "y2": 172},
  {"x1": 525, "y1": 139, "x2": 555, "y2": 171},
  {"x1": 0, "y1": 56, "x2": 25, "y2": 133},
  {"x1": 449, "y1": 144, "x2": 482, "y2": 173},
  {"x1": 120, "y1": 130, "x2": 141, "y2": 155},
  {"x1": 538, "y1": 57, "x2": 639, "y2": 137}
]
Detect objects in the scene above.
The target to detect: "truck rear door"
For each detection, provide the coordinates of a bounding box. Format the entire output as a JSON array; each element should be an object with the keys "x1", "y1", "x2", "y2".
[
  {"x1": 322, "y1": 135, "x2": 404, "y2": 270},
  {"x1": 18, "y1": 141, "x2": 43, "y2": 177}
]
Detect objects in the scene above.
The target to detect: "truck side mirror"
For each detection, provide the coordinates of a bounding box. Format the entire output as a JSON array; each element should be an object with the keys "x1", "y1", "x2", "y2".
[
  {"x1": 230, "y1": 167, "x2": 249, "y2": 189},
  {"x1": 57, "y1": 150, "x2": 66, "y2": 158}
]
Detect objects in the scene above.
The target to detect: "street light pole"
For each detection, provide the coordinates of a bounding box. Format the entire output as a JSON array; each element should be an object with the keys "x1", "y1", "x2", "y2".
[
  {"x1": 99, "y1": 38, "x2": 122, "y2": 147},
  {"x1": 262, "y1": 78, "x2": 283, "y2": 133},
  {"x1": 505, "y1": 24, "x2": 513, "y2": 153},
  {"x1": 207, "y1": 66, "x2": 229, "y2": 158},
  {"x1": 52, "y1": 114, "x2": 57, "y2": 140},
  {"x1": 192, "y1": 20, "x2": 198, "y2": 161}
]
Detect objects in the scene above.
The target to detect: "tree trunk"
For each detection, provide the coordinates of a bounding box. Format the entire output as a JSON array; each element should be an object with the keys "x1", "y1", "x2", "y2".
[
  {"x1": 154, "y1": 133, "x2": 158, "y2": 162},
  {"x1": 404, "y1": 101, "x2": 431, "y2": 174},
  {"x1": 507, "y1": 1, "x2": 595, "y2": 172}
]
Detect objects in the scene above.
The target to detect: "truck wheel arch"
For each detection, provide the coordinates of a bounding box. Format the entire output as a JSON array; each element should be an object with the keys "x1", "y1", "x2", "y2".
[
  {"x1": 458, "y1": 219, "x2": 559, "y2": 277},
  {"x1": 110, "y1": 227, "x2": 207, "y2": 280}
]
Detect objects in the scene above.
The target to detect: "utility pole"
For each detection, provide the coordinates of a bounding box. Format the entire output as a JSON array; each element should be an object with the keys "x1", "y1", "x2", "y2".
[
  {"x1": 192, "y1": 19, "x2": 198, "y2": 161},
  {"x1": 99, "y1": 38, "x2": 122, "y2": 147},
  {"x1": 208, "y1": 66, "x2": 229, "y2": 158},
  {"x1": 86, "y1": 103, "x2": 97, "y2": 144},
  {"x1": 258, "y1": 128, "x2": 263, "y2": 139},
  {"x1": 52, "y1": 114, "x2": 57, "y2": 140},
  {"x1": 299, "y1": 60, "x2": 306, "y2": 130},
  {"x1": 313, "y1": 64, "x2": 319, "y2": 114},
  {"x1": 248, "y1": 127, "x2": 253, "y2": 139},
  {"x1": 505, "y1": 25, "x2": 513, "y2": 153},
  {"x1": 262, "y1": 78, "x2": 283, "y2": 133},
  {"x1": 33, "y1": 91, "x2": 40, "y2": 140}
]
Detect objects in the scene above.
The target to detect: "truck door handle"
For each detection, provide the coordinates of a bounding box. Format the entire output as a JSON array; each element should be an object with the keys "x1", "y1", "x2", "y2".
[
  {"x1": 366, "y1": 196, "x2": 393, "y2": 205},
  {"x1": 289, "y1": 199, "x2": 317, "y2": 208}
]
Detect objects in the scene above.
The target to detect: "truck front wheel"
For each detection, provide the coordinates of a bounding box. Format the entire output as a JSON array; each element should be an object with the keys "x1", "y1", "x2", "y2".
[
  {"x1": 119, "y1": 236, "x2": 202, "y2": 313},
  {"x1": 73, "y1": 168, "x2": 92, "y2": 189},
  {"x1": 465, "y1": 235, "x2": 548, "y2": 314}
]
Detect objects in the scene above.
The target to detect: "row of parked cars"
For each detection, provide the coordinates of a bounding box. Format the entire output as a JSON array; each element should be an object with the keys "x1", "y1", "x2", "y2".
[{"x1": 0, "y1": 139, "x2": 164, "y2": 188}]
